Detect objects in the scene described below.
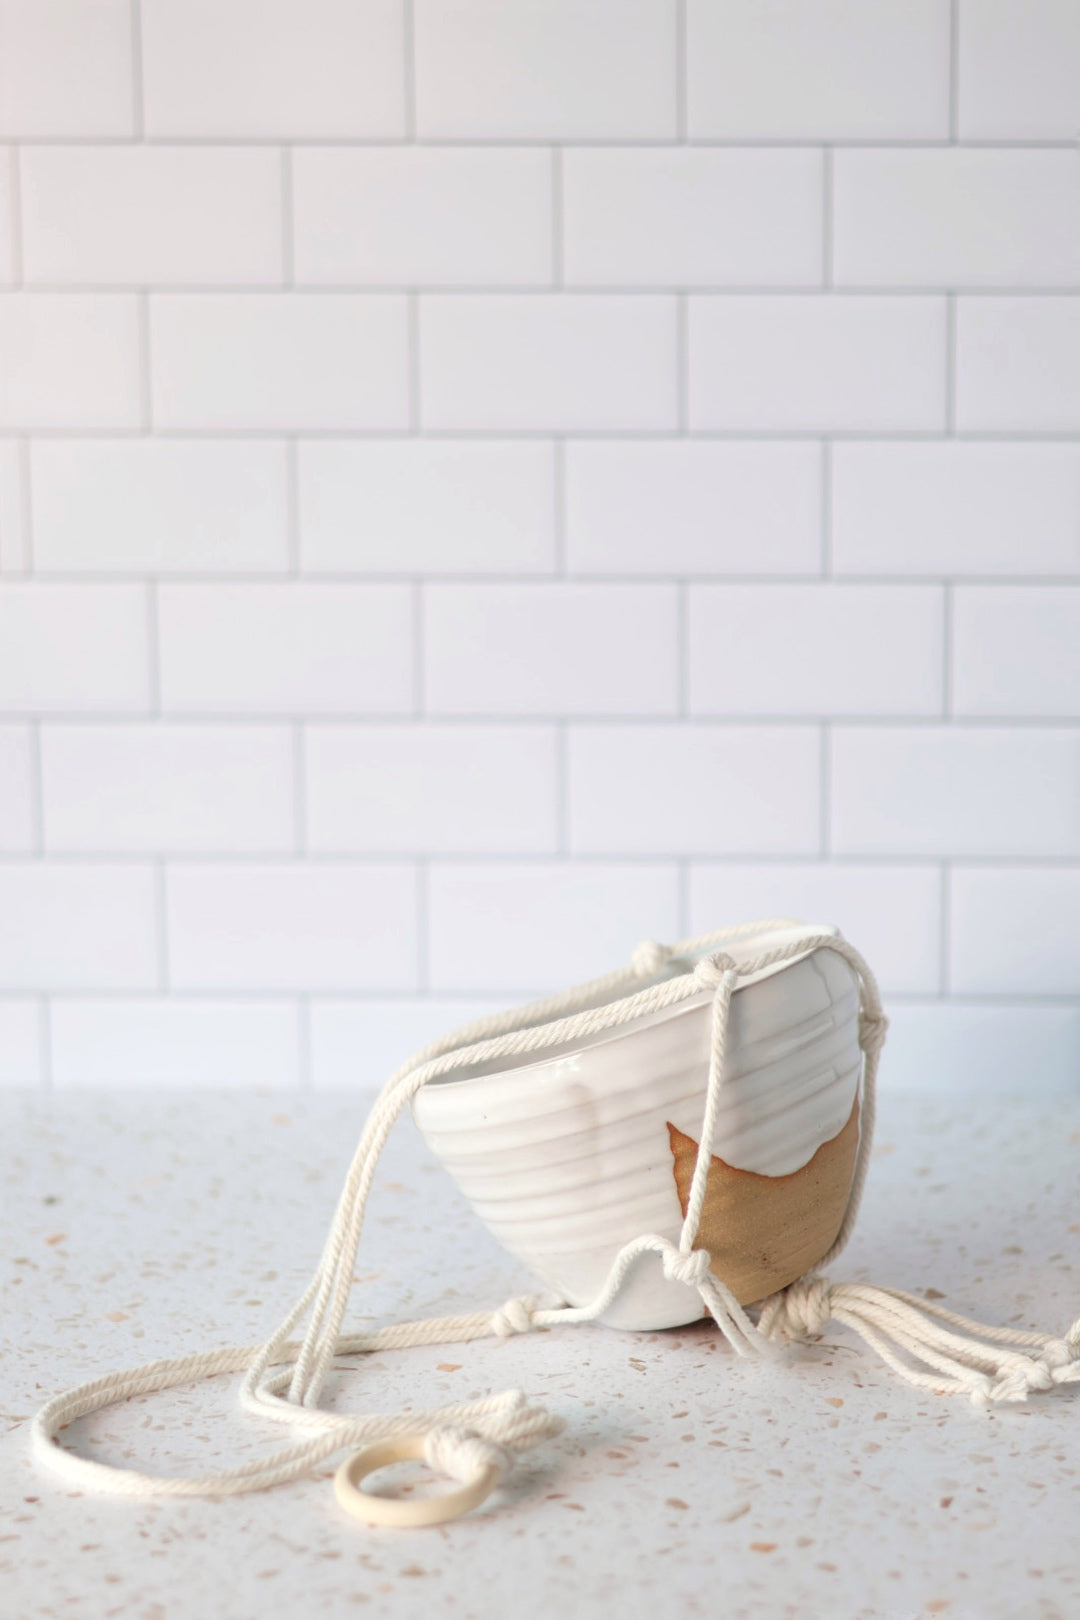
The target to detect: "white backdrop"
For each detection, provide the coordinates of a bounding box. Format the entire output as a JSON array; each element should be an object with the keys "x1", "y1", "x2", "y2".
[{"x1": 0, "y1": 0, "x2": 1077, "y2": 1091}]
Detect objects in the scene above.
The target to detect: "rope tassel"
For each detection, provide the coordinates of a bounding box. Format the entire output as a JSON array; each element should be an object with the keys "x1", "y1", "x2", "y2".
[{"x1": 758, "y1": 1277, "x2": 1080, "y2": 1406}]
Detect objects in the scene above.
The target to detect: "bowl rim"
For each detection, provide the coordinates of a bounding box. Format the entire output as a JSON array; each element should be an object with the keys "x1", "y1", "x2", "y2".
[{"x1": 415, "y1": 920, "x2": 843, "y2": 1093}]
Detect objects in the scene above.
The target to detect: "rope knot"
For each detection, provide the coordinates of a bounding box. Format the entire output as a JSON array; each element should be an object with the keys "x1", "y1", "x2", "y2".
[
  {"x1": 991, "y1": 1339, "x2": 1080, "y2": 1402},
  {"x1": 424, "y1": 1425, "x2": 512, "y2": 1485},
  {"x1": 1040, "y1": 1338, "x2": 1076, "y2": 1374},
  {"x1": 491, "y1": 1296, "x2": 535, "y2": 1338},
  {"x1": 631, "y1": 938, "x2": 671, "y2": 978},
  {"x1": 662, "y1": 1247, "x2": 713, "y2": 1289},
  {"x1": 989, "y1": 1366, "x2": 1052, "y2": 1403},
  {"x1": 693, "y1": 952, "x2": 738, "y2": 991},
  {"x1": 767, "y1": 1276, "x2": 834, "y2": 1342}
]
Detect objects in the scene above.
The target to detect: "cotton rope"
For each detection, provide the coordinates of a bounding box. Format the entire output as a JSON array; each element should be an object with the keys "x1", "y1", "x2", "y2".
[{"x1": 31, "y1": 922, "x2": 1080, "y2": 1518}]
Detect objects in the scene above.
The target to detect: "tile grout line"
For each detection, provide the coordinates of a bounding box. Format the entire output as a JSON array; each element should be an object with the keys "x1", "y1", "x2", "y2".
[
  {"x1": 292, "y1": 722, "x2": 306, "y2": 855},
  {"x1": 945, "y1": 292, "x2": 957, "y2": 434},
  {"x1": 939, "y1": 863, "x2": 952, "y2": 995},
  {"x1": 415, "y1": 859, "x2": 429, "y2": 993},
  {"x1": 137, "y1": 290, "x2": 153, "y2": 431},
  {"x1": 407, "y1": 291, "x2": 421, "y2": 430},
  {"x1": 551, "y1": 147, "x2": 563, "y2": 287},
  {"x1": 130, "y1": 0, "x2": 145, "y2": 139},
  {"x1": 12, "y1": 569, "x2": 1080, "y2": 588},
  {"x1": 38, "y1": 997, "x2": 53, "y2": 1093},
  {"x1": 412, "y1": 580, "x2": 425, "y2": 716},
  {"x1": 17, "y1": 436, "x2": 33, "y2": 574},
  {"x1": 280, "y1": 147, "x2": 294, "y2": 286},
  {"x1": 5, "y1": 850, "x2": 1077, "y2": 869},
  {"x1": 9, "y1": 135, "x2": 1080, "y2": 149},
  {"x1": 11, "y1": 427, "x2": 1080, "y2": 444},
  {"x1": 13, "y1": 283, "x2": 1080, "y2": 298},
  {"x1": 9, "y1": 145, "x2": 23, "y2": 287},
  {"x1": 146, "y1": 578, "x2": 161, "y2": 713},
  {"x1": 676, "y1": 293, "x2": 689, "y2": 431},
  {"x1": 555, "y1": 722, "x2": 569, "y2": 855},
  {"x1": 942, "y1": 580, "x2": 954, "y2": 717},
  {"x1": 9, "y1": 987, "x2": 1080, "y2": 1009},
  {"x1": 5, "y1": 850, "x2": 1080, "y2": 868},
  {"x1": 297, "y1": 995, "x2": 312, "y2": 1090},
  {"x1": 402, "y1": 0, "x2": 416, "y2": 142},
  {"x1": 819, "y1": 723, "x2": 831, "y2": 858},
  {"x1": 677, "y1": 581, "x2": 690, "y2": 716},
  {"x1": 675, "y1": 0, "x2": 687, "y2": 142},
  {"x1": 949, "y1": 0, "x2": 960, "y2": 143},
  {"x1": 285, "y1": 437, "x2": 300, "y2": 572},
  {"x1": 552, "y1": 438, "x2": 567, "y2": 573},
  {"x1": 1, "y1": 712, "x2": 1077, "y2": 730},
  {"x1": 820, "y1": 440, "x2": 832, "y2": 577},
  {"x1": 154, "y1": 859, "x2": 169, "y2": 993},
  {"x1": 821, "y1": 147, "x2": 833, "y2": 287},
  {"x1": 29, "y1": 717, "x2": 44, "y2": 856}
]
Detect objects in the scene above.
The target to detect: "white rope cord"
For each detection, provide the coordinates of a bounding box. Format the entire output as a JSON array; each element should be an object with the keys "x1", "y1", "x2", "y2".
[{"x1": 31, "y1": 922, "x2": 1080, "y2": 1509}]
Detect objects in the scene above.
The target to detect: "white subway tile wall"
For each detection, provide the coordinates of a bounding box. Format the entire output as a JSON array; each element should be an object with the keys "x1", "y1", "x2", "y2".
[
  {"x1": 688, "y1": 296, "x2": 947, "y2": 432},
  {"x1": 292, "y1": 148, "x2": 553, "y2": 287},
  {"x1": 0, "y1": 294, "x2": 142, "y2": 429},
  {"x1": 685, "y1": 0, "x2": 951, "y2": 141},
  {"x1": 567, "y1": 726, "x2": 822, "y2": 855},
  {"x1": 41, "y1": 724, "x2": 296, "y2": 852},
  {"x1": 0, "y1": 0, "x2": 135, "y2": 139},
  {"x1": 150, "y1": 295, "x2": 411, "y2": 431},
  {"x1": 19, "y1": 146, "x2": 285, "y2": 286},
  {"x1": 31, "y1": 440, "x2": 290, "y2": 574},
  {"x1": 686, "y1": 584, "x2": 944, "y2": 716},
  {"x1": 304, "y1": 724, "x2": 560, "y2": 854},
  {"x1": 165, "y1": 863, "x2": 418, "y2": 992},
  {"x1": 139, "y1": 0, "x2": 406, "y2": 139},
  {"x1": 0, "y1": 0, "x2": 1075, "y2": 1090},
  {"x1": 298, "y1": 441, "x2": 556, "y2": 574},
  {"x1": 419, "y1": 295, "x2": 679, "y2": 431}
]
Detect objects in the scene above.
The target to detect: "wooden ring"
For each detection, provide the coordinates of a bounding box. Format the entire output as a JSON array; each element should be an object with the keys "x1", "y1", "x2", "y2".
[{"x1": 333, "y1": 1435, "x2": 500, "y2": 1528}]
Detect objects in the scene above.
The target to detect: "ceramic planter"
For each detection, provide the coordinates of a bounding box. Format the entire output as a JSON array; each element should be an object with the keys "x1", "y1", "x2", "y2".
[{"x1": 413, "y1": 924, "x2": 862, "y2": 1331}]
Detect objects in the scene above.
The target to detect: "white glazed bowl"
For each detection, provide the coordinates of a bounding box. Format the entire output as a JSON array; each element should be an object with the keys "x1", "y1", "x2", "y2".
[{"x1": 412, "y1": 924, "x2": 863, "y2": 1331}]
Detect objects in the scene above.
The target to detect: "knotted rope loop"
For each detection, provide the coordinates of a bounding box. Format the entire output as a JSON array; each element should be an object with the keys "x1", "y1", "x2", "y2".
[
  {"x1": 692, "y1": 951, "x2": 738, "y2": 991},
  {"x1": 756, "y1": 1279, "x2": 1080, "y2": 1408},
  {"x1": 424, "y1": 1425, "x2": 513, "y2": 1486},
  {"x1": 990, "y1": 1341, "x2": 1080, "y2": 1403},
  {"x1": 759, "y1": 1275, "x2": 834, "y2": 1342},
  {"x1": 490, "y1": 1296, "x2": 535, "y2": 1338},
  {"x1": 859, "y1": 1011, "x2": 889, "y2": 1055},
  {"x1": 662, "y1": 1247, "x2": 713, "y2": 1289},
  {"x1": 630, "y1": 937, "x2": 671, "y2": 978},
  {"x1": 1040, "y1": 1337, "x2": 1077, "y2": 1373}
]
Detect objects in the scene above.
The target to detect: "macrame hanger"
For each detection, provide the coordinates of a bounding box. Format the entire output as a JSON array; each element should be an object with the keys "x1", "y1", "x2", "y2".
[{"x1": 31, "y1": 922, "x2": 1080, "y2": 1519}]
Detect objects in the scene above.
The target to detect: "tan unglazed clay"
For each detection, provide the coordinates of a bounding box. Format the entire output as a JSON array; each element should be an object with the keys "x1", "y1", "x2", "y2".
[{"x1": 667, "y1": 1098, "x2": 861, "y2": 1307}]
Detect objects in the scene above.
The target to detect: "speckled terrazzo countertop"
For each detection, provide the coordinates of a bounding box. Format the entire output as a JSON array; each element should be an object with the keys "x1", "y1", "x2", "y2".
[{"x1": 2, "y1": 1087, "x2": 1078, "y2": 1620}]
